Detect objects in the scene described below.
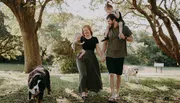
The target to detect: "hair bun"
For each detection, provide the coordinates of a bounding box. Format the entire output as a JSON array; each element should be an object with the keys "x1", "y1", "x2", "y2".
[{"x1": 105, "y1": 1, "x2": 113, "y2": 8}]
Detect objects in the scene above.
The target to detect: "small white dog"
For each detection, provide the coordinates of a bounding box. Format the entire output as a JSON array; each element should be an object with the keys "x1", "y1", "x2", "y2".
[{"x1": 123, "y1": 65, "x2": 139, "y2": 83}]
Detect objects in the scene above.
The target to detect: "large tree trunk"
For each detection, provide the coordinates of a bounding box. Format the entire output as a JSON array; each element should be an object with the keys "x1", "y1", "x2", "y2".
[
  {"x1": 20, "y1": 18, "x2": 42, "y2": 73},
  {"x1": 1, "y1": 0, "x2": 52, "y2": 73}
]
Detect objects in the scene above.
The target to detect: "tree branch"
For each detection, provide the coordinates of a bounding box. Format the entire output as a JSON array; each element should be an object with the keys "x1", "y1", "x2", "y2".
[
  {"x1": 148, "y1": 0, "x2": 180, "y2": 64},
  {"x1": 158, "y1": 7, "x2": 180, "y2": 32},
  {"x1": 109, "y1": 0, "x2": 124, "y2": 4},
  {"x1": 0, "y1": 47, "x2": 16, "y2": 55},
  {"x1": 158, "y1": 0, "x2": 164, "y2": 7},
  {"x1": 132, "y1": 0, "x2": 156, "y2": 33},
  {"x1": 35, "y1": 0, "x2": 52, "y2": 32}
]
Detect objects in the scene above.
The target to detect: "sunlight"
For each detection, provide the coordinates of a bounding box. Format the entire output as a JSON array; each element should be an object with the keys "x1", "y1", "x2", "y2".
[
  {"x1": 154, "y1": 85, "x2": 169, "y2": 91},
  {"x1": 126, "y1": 83, "x2": 155, "y2": 92},
  {"x1": 0, "y1": 71, "x2": 27, "y2": 96},
  {"x1": 65, "y1": 88, "x2": 81, "y2": 99}
]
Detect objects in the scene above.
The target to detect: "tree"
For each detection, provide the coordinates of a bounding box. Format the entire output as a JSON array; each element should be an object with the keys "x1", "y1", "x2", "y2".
[
  {"x1": 131, "y1": 0, "x2": 180, "y2": 66},
  {"x1": 91, "y1": 0, "x2": 180, "y2": 66},
  {"x1": 126, "y1": 31, "x2": 177, "y2": 66},
  {"x1": 0, "y1": 0, "x2": 63, "y2": 73},
  {"x1": 0, "y1": 10, "x2": 22, "y2": 59}
]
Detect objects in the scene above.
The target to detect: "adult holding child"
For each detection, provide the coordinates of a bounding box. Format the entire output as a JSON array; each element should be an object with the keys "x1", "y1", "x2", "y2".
[
  {"x1": 74, "y1": 25, "x2": 105, "y2": 99},
  {"x1": 102, "y1": 13, "x2": 133, "y2": 101},
  {"x1": 102, "y1": 1, "x2": 125, "y2": 42}
]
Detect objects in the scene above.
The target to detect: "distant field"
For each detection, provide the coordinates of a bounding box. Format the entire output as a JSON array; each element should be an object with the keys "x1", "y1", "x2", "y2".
[
  {"x1": 0, "y1": 63, "x2": 24, "y2": 72},
  {"x1": 0, "y1": 63, "x2": 179, "y2": 73}
]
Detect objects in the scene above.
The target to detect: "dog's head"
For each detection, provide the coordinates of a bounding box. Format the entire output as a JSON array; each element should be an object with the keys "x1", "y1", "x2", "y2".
[
  {"x1": 132, "y1": 68, "x2": 139, "y2": 74},
  {"x1": 28, "y1": 75, "x2": 45, "y2": 96}
]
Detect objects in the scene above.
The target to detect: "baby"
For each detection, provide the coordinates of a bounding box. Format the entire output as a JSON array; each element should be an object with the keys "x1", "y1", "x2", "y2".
[
  {"x1": 71, "y1": 33, "x2": 86, "y2": 59},
  {"x1": 102, "y1": 1, "x2": 125, "y2": 42}
]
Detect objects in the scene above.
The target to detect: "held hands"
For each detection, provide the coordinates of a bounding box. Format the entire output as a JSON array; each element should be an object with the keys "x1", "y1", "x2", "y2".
[{"x1": 100, "y1": 55, "x2": 106, "y2": 62}]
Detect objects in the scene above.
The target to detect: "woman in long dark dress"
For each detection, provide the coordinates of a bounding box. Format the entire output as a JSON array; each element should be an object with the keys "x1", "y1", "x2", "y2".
[{"x1": 76, "y1": 25, "x2": 105, "y2": 99}]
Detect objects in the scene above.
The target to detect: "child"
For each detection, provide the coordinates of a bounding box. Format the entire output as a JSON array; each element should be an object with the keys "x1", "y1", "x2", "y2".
[
  {"x1": 102, "y1": 2, "x2": 125, "y2": 42},
  {"x1": 71, "y1": 33, "x2": 86, "y2": 59}
]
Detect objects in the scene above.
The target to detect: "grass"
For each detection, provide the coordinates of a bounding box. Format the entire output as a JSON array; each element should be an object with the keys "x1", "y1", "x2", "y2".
[
  {"x1": 0, "y1": 63, "x2": 24, "y2": 72},
  {"x1": 0, "y1": 64, "x2": 180, "y2": 103}
]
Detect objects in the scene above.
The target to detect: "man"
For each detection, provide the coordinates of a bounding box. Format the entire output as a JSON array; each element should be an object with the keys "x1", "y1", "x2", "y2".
[{"x1": 102, "y1": 14, "x2": 133, "y2": 101}]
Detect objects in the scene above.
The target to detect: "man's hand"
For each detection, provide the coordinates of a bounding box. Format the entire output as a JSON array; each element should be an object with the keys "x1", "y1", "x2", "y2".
[
  {"x1": 118, "y1": 33, "x2": 126, "y2": 39},
  {"x1": 100, "y1": 55, "x2": 106, "y2": 62}
]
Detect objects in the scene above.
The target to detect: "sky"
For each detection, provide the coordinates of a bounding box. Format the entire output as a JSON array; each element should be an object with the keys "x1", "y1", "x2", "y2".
[{"x1": 60, "y1": 0, "x2": 106, "y2": 19}]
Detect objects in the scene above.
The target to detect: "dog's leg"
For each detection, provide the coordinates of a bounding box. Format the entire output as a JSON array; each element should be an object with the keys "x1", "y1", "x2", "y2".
[
  {"x1": 38, "y1": 92, "x2": 44, "y2": 103},
  {"x1": 44, "y1": 69, "x2": 51, "y2": 94},
  {"x1": 127, "y1": 75, "x2": 130, "y2": 82},
  {"x1": 135, "y1": 75, "x2": 139, "y2": 84},
  {"x1": 29, "y1": 92, "x2": 32, "y2": 100},
  {"x1": 124, "y1": 74, "x2": 128, "y2": 82}
]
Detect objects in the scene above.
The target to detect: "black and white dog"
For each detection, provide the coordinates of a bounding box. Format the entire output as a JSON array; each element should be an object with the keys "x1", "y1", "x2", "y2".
[{"x1": 28, "y1": 65, "x2": 51, "y2": 103}]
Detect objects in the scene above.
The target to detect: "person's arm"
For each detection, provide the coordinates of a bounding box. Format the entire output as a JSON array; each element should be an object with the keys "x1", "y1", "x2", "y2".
[
  {"x1": 104, "y1": 25, "x2": 111, "y2": 37},
  {"x1": 126, "y1": 35, "x2": 133, "y2": 42},
  {"x1": 119, "y1": 34, "x2": 133, "y2": 42},
  {"x1": 71, "y1": 43, "x2": 75, "y2": 51},
  {"x1": 102, "y1": 41, "x2": 108, "y2": 53},
  {"x1": 119, "y1": 22, "x2": 123, "y2": 34},
  {"x1": 96, "y1": 44, "x2": 103, "y2": 57},
  {"x1": 96, "y1": 44, "x2": 105, "y2": 62}
]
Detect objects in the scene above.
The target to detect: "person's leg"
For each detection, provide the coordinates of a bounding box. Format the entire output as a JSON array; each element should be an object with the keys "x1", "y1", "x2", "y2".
[
  {"x1": 114, "y1": 57, "x2": 124, "y2": 99},
  {"x1": 115, "y1": 74, "x2": 121, "y2": 99},
  {"x1": 109, "y1": 73, "x2": 115, "y2": 96},
  {"x1": 76, "y1": 58, "x2": 87, "y2": 97},
  {"x1": 109, "y1": 73, "x2": 115, "y2": 101}
]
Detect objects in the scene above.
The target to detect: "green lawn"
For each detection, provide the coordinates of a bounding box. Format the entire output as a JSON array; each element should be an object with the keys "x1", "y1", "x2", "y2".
[
  {"x1": 0, "y1": 63, "x2": 24, "y2": 72},
  {"x1": 0, "y1": 64, "x2": 180, "y2": 103}
]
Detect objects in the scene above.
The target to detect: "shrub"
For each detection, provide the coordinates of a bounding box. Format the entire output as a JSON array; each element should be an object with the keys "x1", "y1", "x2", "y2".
[{"x1": 99, "y1": 62, "x2": 108, "y2": 73}]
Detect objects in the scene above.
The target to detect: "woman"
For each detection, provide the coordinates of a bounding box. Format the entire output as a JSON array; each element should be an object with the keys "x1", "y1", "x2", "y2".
[{"x1": 76, "y1": 25, "x2": 104, "y2": 99}]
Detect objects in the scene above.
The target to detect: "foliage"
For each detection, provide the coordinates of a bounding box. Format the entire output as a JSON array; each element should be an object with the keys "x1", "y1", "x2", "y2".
[
  {"x1": 126, "y1": 31, "x2": 177, "y2": 66},
  {"x1": 54, "y1": 57, "x2": 78, "y2": 74},
  {"x1": 99, "y1": 62, "x2": 108, "y2": 73},
  {"x1": 0, "y1": 10, "x2": 23, "y2": 59}
]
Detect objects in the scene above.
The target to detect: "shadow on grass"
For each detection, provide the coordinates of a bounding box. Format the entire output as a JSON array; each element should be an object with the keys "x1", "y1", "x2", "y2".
[
  {"x1": 0, "y1": 78, "x2": 4, "y2": 86},
  {"x1": 118, "y1": 77, "x2": 180, "y2": 103},
  {"x1": 0, "y1": 75, "x2": 180, "y2": 103},
  {"x1": 0, "y1": 75, "x2": 112, "y2": 103}
]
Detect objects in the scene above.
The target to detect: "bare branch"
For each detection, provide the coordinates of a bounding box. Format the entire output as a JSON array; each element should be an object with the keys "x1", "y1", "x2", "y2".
[
  {"x1": 158, "y1": 0, "x2": 164, "y2": 7},
  {"x1": 132, "y1": 0, "x2": 155, "y2": 33},
  {"x1": 109, "y1": 0, "x2": 124, "y2": 4},
  {"x1": 35, "y1": 0, "x2": 52, "y2": 32},
  {"x1": 158, "y1": 7, "x2": 180, "y2": 32}
]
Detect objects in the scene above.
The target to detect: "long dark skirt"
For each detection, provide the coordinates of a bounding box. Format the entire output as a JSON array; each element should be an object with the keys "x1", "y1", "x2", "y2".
[{"x1": 76, "y1": 50, "x2": 102, "y2": 93}]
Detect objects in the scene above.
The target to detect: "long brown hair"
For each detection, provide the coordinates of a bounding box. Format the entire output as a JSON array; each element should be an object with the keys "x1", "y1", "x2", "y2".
[{"x1": 82, "y1": 25, "x2": 93, "y2": 36}]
